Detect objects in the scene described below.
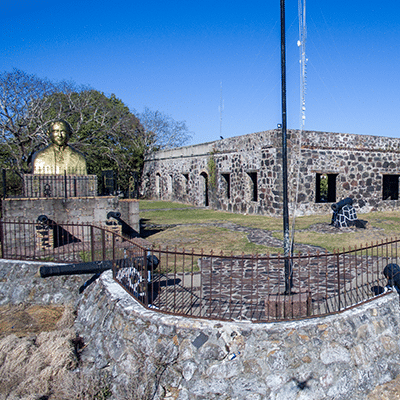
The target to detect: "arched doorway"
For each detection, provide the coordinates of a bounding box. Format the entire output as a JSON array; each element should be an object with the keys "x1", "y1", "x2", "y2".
[
  {"x1": 200, "y1": 172, "x2": 209, "y2": 207},
  {"x1": 155, "y1": 173, "x2": 161, "y2": 199}
]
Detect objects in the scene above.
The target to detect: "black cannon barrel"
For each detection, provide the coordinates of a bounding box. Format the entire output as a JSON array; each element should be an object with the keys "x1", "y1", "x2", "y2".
[
  {"x1": 331, "y1": 197, "x2": 353, "y2": 212},
  {"x1": 39, "y1": 254, "x2": 159, "y2": 278},
  {"x1": 37, "y1": 215, "x2": 49, "y2": 224},
  {"x1": 39, "y1": 260, "x2": 113, "y2": 278},
  {"x1": 107, "y1": 211, "x2": 122, "y2": 220}
]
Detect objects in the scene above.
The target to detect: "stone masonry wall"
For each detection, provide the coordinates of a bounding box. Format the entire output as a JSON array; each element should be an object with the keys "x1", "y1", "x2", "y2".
[
  {"x1": 2, "y1": 259, "x2": 400, "y2": 399},
  {"x1": 75, "y1": 271, "x2": 400, "y2": 400},
  {"x1": 142, "y1": 129, "x2": 400, "y2": 216},
  {"x1": 2, "y1": 197, "x2": 140, "y2": 235}
]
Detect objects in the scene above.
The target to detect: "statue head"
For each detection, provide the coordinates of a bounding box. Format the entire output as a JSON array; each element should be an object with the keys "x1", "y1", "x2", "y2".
[{"x1": 48, "y1": 119, "x2": 72, "y2": 147}]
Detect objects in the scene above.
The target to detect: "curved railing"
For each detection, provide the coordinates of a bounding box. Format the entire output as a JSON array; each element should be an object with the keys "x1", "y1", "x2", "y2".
[{"x1": 0, "y1": 219, "x2": 395, "y2": 322}]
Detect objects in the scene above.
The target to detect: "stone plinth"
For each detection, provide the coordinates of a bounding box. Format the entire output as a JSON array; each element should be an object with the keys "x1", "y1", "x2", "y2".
[{"x1": 2, "y1": 197, "x2": 140, "y2": 238}]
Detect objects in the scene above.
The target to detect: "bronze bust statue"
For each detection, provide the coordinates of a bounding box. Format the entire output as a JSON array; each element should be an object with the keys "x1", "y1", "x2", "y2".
[{"x1": 33, "y1": 119, "x2": 87, "y2": 175}]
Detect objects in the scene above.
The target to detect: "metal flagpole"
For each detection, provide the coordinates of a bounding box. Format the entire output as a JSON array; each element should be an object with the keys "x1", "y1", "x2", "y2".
[{"x1": 280, "y1": 0, "x2": 292, "y2": 294}]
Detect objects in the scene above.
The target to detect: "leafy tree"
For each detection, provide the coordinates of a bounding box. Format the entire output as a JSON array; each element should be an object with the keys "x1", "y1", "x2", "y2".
[
  {"x1": 0, "y1": 69, "x2": 148, "y2": 194},
  {"x1": 42, "y1": 90, "x2": 147, "y2": 194},
  {"x1": 0, "y1": 69, "x2": 193, "y2": 196}
]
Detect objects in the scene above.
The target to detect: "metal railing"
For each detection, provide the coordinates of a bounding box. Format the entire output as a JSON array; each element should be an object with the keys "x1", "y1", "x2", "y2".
[
  {"x1": 0, "y1": 219, "x2": 144, "y2": 264},
  {"x1": 0, "y1": 219, "x2": 396, "y2": 322},
  {"x1": 136, "y1": 241, "x2": 395, "y2": 322},
  {"x1": 23, "y1": 174, "x2": 98, "y2": 198}
]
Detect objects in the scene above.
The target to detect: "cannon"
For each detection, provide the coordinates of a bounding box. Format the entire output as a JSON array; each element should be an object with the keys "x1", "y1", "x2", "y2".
[
  {"x1": 106, "y1": 210, "x2": 139, "y2": 239},
  {"x1": 330, "y1": 197, "x2": 353, "y2": 212},
  {"x1": 39, "y1": 254, "x2": 159, "y2": 278},
  {"x1": 383, "y1": 263, "x2": 400, "y2": 288},
  {"x1": 330, "y1": 197, "x2": 360, "y2": 228},
  {"x1": 107, "y1": 211, "x2": 121, "y2": 220}
]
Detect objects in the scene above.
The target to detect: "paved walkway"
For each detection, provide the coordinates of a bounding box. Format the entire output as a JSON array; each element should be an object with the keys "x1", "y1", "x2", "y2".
[{"x1": 209, "y1": 221, "x2": 326, "y2": 254}]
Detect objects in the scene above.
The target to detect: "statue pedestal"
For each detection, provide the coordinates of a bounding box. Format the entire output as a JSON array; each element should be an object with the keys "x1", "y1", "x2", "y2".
[{"x1": 23, "y1": 174, "x2": 97, "y2": 198}]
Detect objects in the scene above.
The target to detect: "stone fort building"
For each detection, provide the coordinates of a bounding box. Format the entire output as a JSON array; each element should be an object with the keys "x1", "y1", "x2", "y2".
[{"x1": 141, "y1": 129, "x2": 400, "y2": 216}]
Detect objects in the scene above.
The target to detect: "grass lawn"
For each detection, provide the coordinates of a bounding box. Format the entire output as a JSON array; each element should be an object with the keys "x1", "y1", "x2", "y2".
[{"x1": 139, "y1": 200, "x2": 400, "y2": 254}]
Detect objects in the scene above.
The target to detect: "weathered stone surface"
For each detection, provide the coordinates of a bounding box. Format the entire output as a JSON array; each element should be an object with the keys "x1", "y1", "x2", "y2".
[
  {"x1": 0, "y1": 260, "x2": 92, "y2": 306},
  {"x1": 2, "y1": 259, "x2": 400, "y2": 399},
  {"x1": 142, "y1": 129, "x2": 400, "y2": 216},
  {"x1": 74, "y1": 271, "x2": 400, "y2": 399}
]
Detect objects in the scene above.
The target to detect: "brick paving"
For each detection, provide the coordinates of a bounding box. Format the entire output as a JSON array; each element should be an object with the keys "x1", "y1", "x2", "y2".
[{"x1": 144, "y1": 223, "x2": 387, "y2": 321}]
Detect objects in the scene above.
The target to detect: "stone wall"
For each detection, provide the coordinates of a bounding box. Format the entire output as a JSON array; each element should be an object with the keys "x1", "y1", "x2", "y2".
[
  {"x1": 76, "y1": 271, "x2": 400, "y2": 400},
  {"x1": 2, "y1": 259, "x2": 400, "y2": 399},
  {"x1": 0, "y1": 260, "x2": 92, "y2": 306},
  {"x1": 2, "y1": 197, "x2": 140, "y2": 235},
  {"x1": 142, "y1": 129, "x2": 400, "y2": 216}
]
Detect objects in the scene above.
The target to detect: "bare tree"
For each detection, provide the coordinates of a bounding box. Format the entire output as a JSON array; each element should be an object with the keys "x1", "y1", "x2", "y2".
[
  {"x1": 137, "y1": 107, "x2": 192, "y2": 152},
  {"x1": 0, "y1": 69, "x2": 60, "y2": 176}
]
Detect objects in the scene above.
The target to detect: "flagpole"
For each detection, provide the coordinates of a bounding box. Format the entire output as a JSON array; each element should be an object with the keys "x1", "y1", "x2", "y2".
[{"x1": 280, "y1": 0, "x2": 292, "y2": 294}]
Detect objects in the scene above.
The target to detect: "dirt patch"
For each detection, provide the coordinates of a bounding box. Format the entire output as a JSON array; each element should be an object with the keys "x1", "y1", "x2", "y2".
[
  {"x1": 0, "y1": 304, "x2": 65, "y2": 339},
  {"x1": 367, "y1": 375, "x2": 400, "y2": 400}
]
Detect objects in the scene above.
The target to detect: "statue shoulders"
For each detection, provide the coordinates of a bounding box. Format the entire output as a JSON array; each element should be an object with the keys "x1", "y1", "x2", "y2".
[
  {"x1": 66, "y1": 144, "x2": 86, "y2": 160},
  {"x1": 32, "y1": 144, "x2": 54, "y2": 163}
]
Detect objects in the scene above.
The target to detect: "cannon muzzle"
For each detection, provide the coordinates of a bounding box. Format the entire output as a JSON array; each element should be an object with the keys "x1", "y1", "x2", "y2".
[
  {"x1": 107, "y1": 211, "x2": 121, "y2": 220},
  {"x1": 37, "y1": 215, "x2": 49, "y2": 225}
]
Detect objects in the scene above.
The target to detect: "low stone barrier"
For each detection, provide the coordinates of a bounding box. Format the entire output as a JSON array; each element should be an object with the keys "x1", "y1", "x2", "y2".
[
  {"x1": 1, "y1": 260, "x2": 399, "y2": 399},
  {"x1": 75, "y1": 271, "x2": 400, "y2": 400},
  {"x1": 0, "y1": 260, "x2": 92, "y2": 306}
]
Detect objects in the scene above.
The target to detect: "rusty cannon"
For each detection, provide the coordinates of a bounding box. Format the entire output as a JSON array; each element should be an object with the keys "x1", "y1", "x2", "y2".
[{"x1": 39, "y1": 254, "x2": 159, "y2": 278}]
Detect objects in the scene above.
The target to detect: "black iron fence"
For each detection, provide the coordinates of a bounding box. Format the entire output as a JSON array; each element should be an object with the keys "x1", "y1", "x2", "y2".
[
  {"x1": 1, "y1": 169, "x2": 140, "y2": 199},
  {"x1": 0, "y1": 219, "x2": 395, "y2": 322},
  {"x1": 23, "y1": 174, "x2": 98, "y2": 198},
  {"x1": 0, "y1": 219, "x2": 145, "y2": 264}
]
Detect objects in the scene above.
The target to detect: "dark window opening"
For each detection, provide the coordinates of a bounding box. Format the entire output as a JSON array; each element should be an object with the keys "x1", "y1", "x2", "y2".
[
  {"x1": 316, "y1": 173, "x2": 337, "y2": 203},
  {"x1": 155, "y1": 173, "x2": 161, "y2": 198},
  {"x1": 222, "y1": 173, "x2": 231, "y2": 199},
  {"x1": 383, "y1": 175, "x2": 399, "y2": 200},
  {"x1": 183, "y1": 173, "x2": 189, "y2": 194},
  {"x1": 200, "y1": 172, "x2": 209, "y2": 207},
  {"x1": 247, "y1": 172, "x2": 258, "y2": 202}
]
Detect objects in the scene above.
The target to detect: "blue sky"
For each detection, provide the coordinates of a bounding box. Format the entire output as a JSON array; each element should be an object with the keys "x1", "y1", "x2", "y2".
[{"x1": 2, "y1": 0, "x2": 400, "y2": 145}]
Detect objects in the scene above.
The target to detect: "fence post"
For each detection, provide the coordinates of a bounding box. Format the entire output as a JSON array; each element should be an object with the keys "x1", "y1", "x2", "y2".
[
  {"x1": 2, "y1": 169, "x2": 6, "y2": 199},
  {"x1": 143, "y1": 247, "x2": 149, "y2": 307},
  {"x1": 0, "y1": 220, "x2": 4, "y2": 258},
  {"x1": 64, "y1": 170, "x2": 67, "y2": 199},
  {"x1": 336, "y1": 252, "x2": 341, "y2": 311},
  {"x1": 90, "y1": 225, "x2": 95, "y2": 262}
]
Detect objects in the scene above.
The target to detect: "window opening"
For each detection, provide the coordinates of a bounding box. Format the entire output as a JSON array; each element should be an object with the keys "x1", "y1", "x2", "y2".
[
  {"x1": 247, "y1": 172, "x2": 258, "y2": 202},
  {"x1": 316, "y1": 173, "x2": 337, "y2": 203},
  {"x1": 183, "y1": 173, "x2": 189, "y2": 194},
  {"x1": 222, "y1": 173, "x2": 231, "y2": 199},
  {"x1": 382, "y1": 175, "x2": 399, "y2": 200},
  {"x1": 155, "y1": 173, "x2": 161, "y2": 198}
]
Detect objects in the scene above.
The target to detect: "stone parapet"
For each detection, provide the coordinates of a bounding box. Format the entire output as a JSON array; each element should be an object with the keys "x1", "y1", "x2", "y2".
[{"x1": 75, "y1": 271, "x2": 400, "y2": 400}]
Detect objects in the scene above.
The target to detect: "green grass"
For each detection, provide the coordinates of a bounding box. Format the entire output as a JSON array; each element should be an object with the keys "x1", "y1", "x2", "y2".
[
  {"x1": 139, "y1": 200, "x2": 400, "y2": 254},
  {"x1": 139, "y1": 200, "x2": 192, "y2": 210}
]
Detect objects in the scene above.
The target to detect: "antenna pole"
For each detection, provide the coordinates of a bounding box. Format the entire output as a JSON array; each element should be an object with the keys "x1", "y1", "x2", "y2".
[
  {"x1": 219, "y1": 82, "x2": 223, "y2": 138},
  {"x1": 280, "y1": 0, "x2": 292, "y2": 294}
]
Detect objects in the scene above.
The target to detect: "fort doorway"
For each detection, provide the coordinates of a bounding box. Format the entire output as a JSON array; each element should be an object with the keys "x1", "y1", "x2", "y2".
[
  {"x1": 200, "y1": 172, "x2": 209, "y2": 206},
  {"x1": 155, "y1": 173, "x2": 161, "y2": 198}
]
